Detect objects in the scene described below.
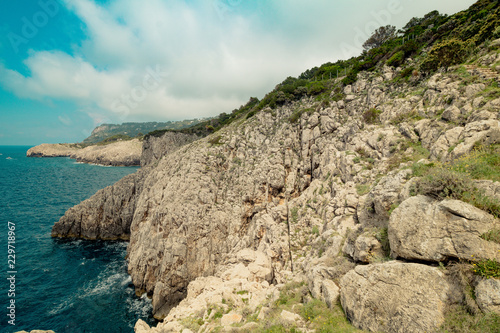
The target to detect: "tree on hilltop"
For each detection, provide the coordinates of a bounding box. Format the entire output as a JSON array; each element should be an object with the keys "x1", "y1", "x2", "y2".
[{"x1": 363, "y1": 25, "x2": 397, "y2": 50}]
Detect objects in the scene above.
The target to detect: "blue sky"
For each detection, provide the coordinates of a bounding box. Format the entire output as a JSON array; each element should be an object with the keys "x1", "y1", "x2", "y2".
[{"x1": 0, "y1": 0, "x2": 477, "y2": 145}]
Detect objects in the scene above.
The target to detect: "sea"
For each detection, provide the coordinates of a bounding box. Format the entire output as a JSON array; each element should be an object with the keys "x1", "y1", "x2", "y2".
[{"x1": 0, "y1": 146, "x2": 155, "y2": 333}]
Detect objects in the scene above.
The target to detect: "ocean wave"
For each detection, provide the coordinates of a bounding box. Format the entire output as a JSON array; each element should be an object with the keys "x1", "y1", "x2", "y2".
[
  {"x1": 83, "y1": 272, "x2": 129, "y2": 297},
  {"x1": 48, "y1": 298, "x2": 75, "y2": 316},
  {"x1": 126, "y1": 292, "x2": 153, "y2": 318}
]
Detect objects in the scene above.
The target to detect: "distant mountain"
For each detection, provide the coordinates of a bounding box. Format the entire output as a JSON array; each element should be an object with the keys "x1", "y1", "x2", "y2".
[{"x1": 82, "y1": 119, "x2": 206, "y2": 144}]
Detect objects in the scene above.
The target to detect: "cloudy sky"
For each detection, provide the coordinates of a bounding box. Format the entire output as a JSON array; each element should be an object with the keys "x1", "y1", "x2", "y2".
[{"x1": 0, "y1": 0, "x2": 476, "y2": 145}]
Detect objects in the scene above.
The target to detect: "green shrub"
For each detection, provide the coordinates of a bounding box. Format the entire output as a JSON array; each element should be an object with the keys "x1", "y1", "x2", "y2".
[
  {"x1": 342, "y1": 69, "x2": 359, "y2": 85},
  {"x1": 208, "y1": 135, "x2": 223, "y2": 146},
  {"x1": 399, "y1": 66, "x2": 415, "y2": 79},
  {"x1": 307, "y1": 82, "x2": 327, "y2": 95},
  {"x1": 473, "y1": 259, "x2": 500, "y2": 279},
  {"x1": 375, "y1": 227, "x2": 390, "y2": 255},
  {"x1": 387, "y1": 50, "x2": 404, "y2": 67},
  {"x1": 289, "y1": 110, "x2": 302, "y2": 124},
  {"x1": 246, "y1": 110, "x2": 258, "y2": 119},
  {"x1": 420, "y1": 39, "x2": 468, "y2": 72},
  {"x1": 362, "y1": 108, "x2": 382, "y2": 124},
  {"x1": 411, "y1": 145, "x2": 500, "y2": 217},
  {"x1": 412, "y1": 168, "x2": 473, "y2": 201}
]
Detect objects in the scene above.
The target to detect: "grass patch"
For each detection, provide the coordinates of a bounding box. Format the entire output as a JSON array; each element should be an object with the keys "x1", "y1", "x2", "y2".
[
  {"x1": 290, "y1": 207, "x2": 299, "y2": 224},
  {"x1": 301, "y1": 299, "x2": 362, "y2": 332},
  {"x1": 481, "y1": 229, "x2": 500, "y2": 244},
  {"x1": 356, "y1": 184, "x2": 371, "y2": 196},
  {"x1": 312, "y1": 226, "x2": 320, "y2": 235},
  {"x1": 476, "y1": 80, "x2": 500, "y2": 102},
  {"x1": 440, "y1": 304, "x2": 500, "y2": 333},
  {"x1": 449, "y1": 145, "x2": 500, "y2": 182},
  {"x1": 387, "y1": 141, "x2": 431, "y2": 172},
  {"x1": 264, "y1": 325, "x2": 299, "y2": 333},
  {"x1": 389, "y1": 110, "x2": 423, "y2": 125},
  {"x1": 473, "y1": 259, "x2": 500, "y2": 279},
  {"x1": 180, "y1": 317, "x2": 205, "y2": 332},
  {"x1": 412, "y1": 168, "x2": 500, "y2": 218},
  {"x1": 411, "y1": 145, "x2": 500, "y2": 218},
  {"x1": 252, "y1": 282, "x2": 362, "y2": 332},
  {"x1": 289, "y1": 108, "x2": 314, "y2": 124}
]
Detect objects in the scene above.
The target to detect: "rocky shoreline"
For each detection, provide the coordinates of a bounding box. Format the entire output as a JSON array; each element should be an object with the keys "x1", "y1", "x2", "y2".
[
  {"x1": 52, "y1": 58, "x2": 500, "y2": 332},
  {"x1": 26, "y1": 139, "x2": 143, "y2": 167}
]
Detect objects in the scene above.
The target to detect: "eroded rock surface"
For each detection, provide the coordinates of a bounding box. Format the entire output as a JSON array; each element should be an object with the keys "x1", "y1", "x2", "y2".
[
  {"x1": 340, "y1": 261, "x2": 455, "y2": 333},
  {"x1": 389, "y1": 196, "x2": 500, "y2": 262}
]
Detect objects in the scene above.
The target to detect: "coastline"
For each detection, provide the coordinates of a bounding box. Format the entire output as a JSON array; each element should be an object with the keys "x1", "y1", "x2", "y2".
[{"x1": 26, "y1": 139, "x2": 142, "y2": 167}]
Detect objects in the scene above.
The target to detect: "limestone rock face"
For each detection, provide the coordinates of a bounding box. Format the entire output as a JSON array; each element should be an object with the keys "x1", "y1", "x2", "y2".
[
  {"x1": 340, "y1": 262, "x2": 454, "y2": 333},
  {"x1": 155, "y1": 249, "x2": 278, "y2": 326},
  {"x1": 70, "y1": 139, "x2": 142, "y2": 166},
  {"x1": 51, "y1": 168, "x2": 148, "y2": 240},
  {"x1": 357, "y1": 169, "x2": 412, "y2": 228},
  {"x1": 451, "y1": 120, "x2": 500, "y2": 160},
  {"x1": 50, "y1": 53, "x2": 500, "y2": 329},
  {"x1": 141, "y1": 132, "x2": 199, "y2": 167},
  {"x1": 389, "y1": 196, "x2": 500, "y2": 262}
]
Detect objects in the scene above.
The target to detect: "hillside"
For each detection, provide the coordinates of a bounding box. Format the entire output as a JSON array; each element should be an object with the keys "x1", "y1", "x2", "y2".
[
  {"x1": 82, "y1": 119, "x2": 206, "y2": 144},
  {"x1": 49, "y1": 1, "x2": 500, "y2": 333}
]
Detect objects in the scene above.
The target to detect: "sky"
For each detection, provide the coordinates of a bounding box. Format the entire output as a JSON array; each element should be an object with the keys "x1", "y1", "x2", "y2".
[{"x1": 0, "y1": 0, "x2": 477, "y2": 145}]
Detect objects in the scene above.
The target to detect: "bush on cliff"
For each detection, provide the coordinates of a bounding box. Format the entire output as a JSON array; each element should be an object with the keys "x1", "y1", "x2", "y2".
[{"x1": 420, "y1": 39, "x2": 468, "y2": 72}]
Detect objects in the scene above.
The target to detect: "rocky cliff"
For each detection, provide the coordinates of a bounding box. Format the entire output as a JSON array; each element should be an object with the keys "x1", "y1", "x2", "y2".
[
  {"x1": 51, "y1": 132, "x2": 199, "y2": 240},
  {"x1": 52, "y1": 9, "x2": 500, "y2": 333},
  {"x1": 27, "y1": 139, "x2": 142, "y2": 166}
]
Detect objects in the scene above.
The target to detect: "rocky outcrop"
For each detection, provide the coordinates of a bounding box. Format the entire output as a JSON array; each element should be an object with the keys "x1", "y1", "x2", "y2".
[
  {"x1": 389, "y1": 196, "x2": 500, "y2": 262},
  {"x1": 51, "y1": 168, "x2": 149, "y2": 240},
  {"x1": 141, "y1": 132, "x2": 199, "y2": 166},
  {"x1": 71, "y1": 139, "x2": 142, "y2": 166},
  {"x1": 26, "y1": 143, "x2": 76, "y2": 157},
  {"x1": 340, "y1": 261, "x2": 457, "y2": 333},
  {"x1": 51, "y1": 132, "x2": 197, "y2": 240},
  {"x1": 27, "y1": 139, "x2": 142, "y2": 166},
  {"x1": 357, "y1": 169, "x2": 413, "y2": 228},
  {"x1": 52, "y1": 45, "x2": 500, "y2": 331}
]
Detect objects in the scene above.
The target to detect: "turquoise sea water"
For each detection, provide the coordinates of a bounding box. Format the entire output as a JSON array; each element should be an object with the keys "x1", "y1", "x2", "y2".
[{"x1": 0, "y1": 146, "x2": 155, "y2": 333}]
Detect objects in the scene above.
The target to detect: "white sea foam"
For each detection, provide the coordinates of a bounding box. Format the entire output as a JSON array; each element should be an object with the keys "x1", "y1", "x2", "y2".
[
  {"x1": 49, "y1": 298, "x2": 75, "y2": 315},
  {"x1": 121, "y1": 275, "x2": 132, "y2": 287},
  {"x1": 126, "y1": 292, "x2": 153, "y2": 318},
  {"x1": 84, "y1": 272, "x2": 128, "y2": 297}
]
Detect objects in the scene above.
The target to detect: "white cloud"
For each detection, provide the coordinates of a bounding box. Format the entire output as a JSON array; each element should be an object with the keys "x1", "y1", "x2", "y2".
[
  {"x1": 58, "y1": 114, "x2": 73, "y2": 126},
  {"x1": 0, "y1": 0, "x2": 477, "y2": 122}
]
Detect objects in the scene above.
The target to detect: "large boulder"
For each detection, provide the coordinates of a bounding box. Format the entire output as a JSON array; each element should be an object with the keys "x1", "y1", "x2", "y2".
[
  {"x1": 340, "y1": 261, "x2": 454, "y2": 333},
  {"x1": 475, "y1": 278, "x2": 500, "y2": 315},
  {"x1": 389, "y1": 196, "x2": 500, "y2": 262}
]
